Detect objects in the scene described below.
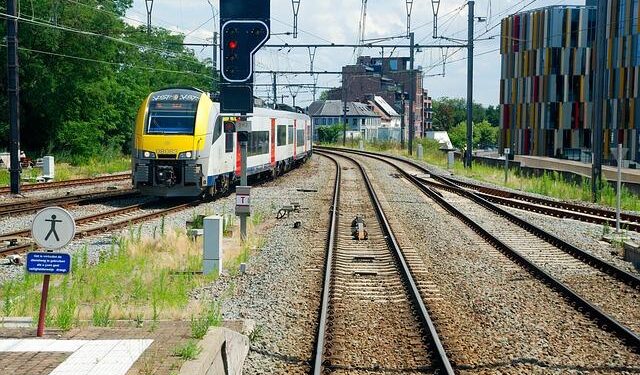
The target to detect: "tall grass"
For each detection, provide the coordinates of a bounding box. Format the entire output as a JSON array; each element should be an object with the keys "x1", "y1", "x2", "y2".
[{"x1": 0, "y1": 231, "x2": 217, "y2": 330}]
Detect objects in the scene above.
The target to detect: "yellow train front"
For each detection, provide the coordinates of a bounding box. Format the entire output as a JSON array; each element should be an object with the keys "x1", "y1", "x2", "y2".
[{"x1": 132, "y1": 87, "x2": 313, "y2": 197}]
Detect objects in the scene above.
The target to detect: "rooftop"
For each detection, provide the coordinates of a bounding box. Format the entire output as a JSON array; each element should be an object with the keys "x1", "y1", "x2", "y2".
[{"x1": 307, "y1": 100, "x2": 379, "y2": 118}]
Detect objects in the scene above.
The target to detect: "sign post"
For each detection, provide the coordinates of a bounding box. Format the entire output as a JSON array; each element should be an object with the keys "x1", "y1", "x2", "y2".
[
  {"x1": 235, "y1": 185, "x2": 251, "y2": 241},
  {"x1": 611, "y1": 144, "x2": 627, "y2": 234},
  {"x1": 29, "y1": 207, "x2": 75, "y2": 337},
  {"x1": 504, "y1": 148, "x2": 510, "y2": 185}
]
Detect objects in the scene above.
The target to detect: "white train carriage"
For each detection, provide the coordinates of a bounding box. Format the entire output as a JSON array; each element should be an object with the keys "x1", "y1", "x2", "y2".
[{"x1": 133, "y1": 88, "x2": 312, "y2": 197}]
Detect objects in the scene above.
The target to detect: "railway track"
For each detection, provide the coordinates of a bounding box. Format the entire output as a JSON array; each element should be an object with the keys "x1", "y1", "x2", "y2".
[
  {"x1": 318, "y1": 147, "x2": 640, "y2": 232},
  {"x1": 0, "y1": 199, "x2": 199, "y2": 256},
  {"x1": 0, "y1": 173, "x2": 131, "y2": 195},
  {"x1": 313, "y1": 151, "x2": 454, "y2": 374},
  {"x1": 322, "y1": 147, "x2": 640, "y2": 351},
  {"x1": 0, "y1": 189, "x2": 139, "y2": 217}
]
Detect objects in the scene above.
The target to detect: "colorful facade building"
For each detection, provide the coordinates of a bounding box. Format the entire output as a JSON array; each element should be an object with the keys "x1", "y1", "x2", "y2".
[{"x1": 500, "y1": 1, "x2": 640, "y2": 164}]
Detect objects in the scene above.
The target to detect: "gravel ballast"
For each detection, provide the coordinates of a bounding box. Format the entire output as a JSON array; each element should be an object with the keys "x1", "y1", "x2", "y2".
[{"x1": 348, "y1": 151, "x2": 640, "y2": 374}]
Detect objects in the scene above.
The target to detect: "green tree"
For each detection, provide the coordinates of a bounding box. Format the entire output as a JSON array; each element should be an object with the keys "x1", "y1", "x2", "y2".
[
  {"x1": 0, "y1": 0, "x2": 212, "y2": 161},
  {"x1": 447, "y1": 120, "x2": 498, "y2": 150}
]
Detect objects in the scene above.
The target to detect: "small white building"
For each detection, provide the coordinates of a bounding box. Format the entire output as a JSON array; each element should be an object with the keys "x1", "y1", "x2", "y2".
[
  {"x1": 425, "y1": 131, "x2": 454, "y2": 150},
  {"x1": 308, "y1": 100, "x2": 382, "y2": 141}
]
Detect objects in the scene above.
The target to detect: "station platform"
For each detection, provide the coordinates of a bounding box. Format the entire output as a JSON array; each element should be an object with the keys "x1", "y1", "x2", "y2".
[{"x1": 0, "y1": 322, "x2": 191, "y2": 375}]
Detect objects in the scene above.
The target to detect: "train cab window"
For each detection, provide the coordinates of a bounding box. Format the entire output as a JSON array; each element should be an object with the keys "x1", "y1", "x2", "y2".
[
  {"x1": 147, "y1": 101, "x2": 197, "y2": 135},
  {"x1": 288, "y1": 125, "x2": 294, "y2": 144},
  {"x1": 277, "y1": 125, "x2": 287, "y2": 146},
  {"x1": 212, "y1": 117, "x2": 223, "y2": 144},
  {"x1": 225, "y1": 133, "x2": 234, "y2": 153}
]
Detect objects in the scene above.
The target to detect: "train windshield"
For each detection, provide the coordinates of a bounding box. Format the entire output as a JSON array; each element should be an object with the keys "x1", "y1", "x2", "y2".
[{"x1": 147, "y1": 101, "x2": 198, "y2": 135}]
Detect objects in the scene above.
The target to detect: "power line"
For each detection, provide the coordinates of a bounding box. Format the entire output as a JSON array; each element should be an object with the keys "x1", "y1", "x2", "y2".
[
  {"x1": 0, "y1": 43, "x2": 212, "y2": 78},
  {"x1": 0, "y1": 12, "x2": 206, "y2": 66}
]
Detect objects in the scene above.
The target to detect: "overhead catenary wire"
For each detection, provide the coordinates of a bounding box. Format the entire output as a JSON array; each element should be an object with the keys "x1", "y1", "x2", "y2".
[
  {"x1": 0, "y1": 11, "x2": 208, "y2": 66},
  {"x1": 0, "y1": 43, "x2": 212, "y2": 78}
]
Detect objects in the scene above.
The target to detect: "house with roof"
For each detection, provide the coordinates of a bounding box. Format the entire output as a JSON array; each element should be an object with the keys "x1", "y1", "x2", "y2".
[
  {"x1": 368, "y1": 96, "x2": 401, "y2": 141},
  {"x1": 307, "y1": 100, "x2": 381, "y2": 141}
]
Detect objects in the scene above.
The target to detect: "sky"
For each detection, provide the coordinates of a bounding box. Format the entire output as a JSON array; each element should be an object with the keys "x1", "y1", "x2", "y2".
[{"x1": 125, "y1": 0, "x2": 586, "y2": 107}]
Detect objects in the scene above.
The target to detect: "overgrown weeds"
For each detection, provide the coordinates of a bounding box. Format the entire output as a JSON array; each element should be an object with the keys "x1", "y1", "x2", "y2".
[
  {"x1": 190, "y1": 301, "x2": 222, "y2": 339},
  {"x1": 0, "y1": 231, "x2": 216, "y2": 329},
  {"x1": 173, "y1": 340, "x2": 202, "y2": 360}
]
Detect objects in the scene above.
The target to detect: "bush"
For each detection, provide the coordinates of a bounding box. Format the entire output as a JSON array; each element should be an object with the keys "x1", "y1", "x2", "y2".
[
  {"x1": 173, "y1": 340, "x2": 202, "y2": 360},
  {"x1": 317, "y1": 124, "x2": 344, "y2": 143}
]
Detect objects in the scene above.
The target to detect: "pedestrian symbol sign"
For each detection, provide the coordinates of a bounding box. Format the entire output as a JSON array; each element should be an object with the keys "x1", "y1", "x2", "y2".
[{"x1": 31, "y1": 207, "x2": 76, "y2": 249}]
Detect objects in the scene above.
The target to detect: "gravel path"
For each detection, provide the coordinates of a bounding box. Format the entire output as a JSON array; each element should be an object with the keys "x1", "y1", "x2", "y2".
[
  {"x1": 192, "y1": 155, "x2": 334, "y2": 374},
  {"x1": 346, "y1": 151, "x2": 640, "y2": 374}
]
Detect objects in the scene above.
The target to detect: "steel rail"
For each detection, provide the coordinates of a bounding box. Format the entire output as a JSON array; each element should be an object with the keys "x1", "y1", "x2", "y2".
[
  {"x1": 0, "y1": 199, "x2": 198, "y2": 256},
  {"x1": 0, "y1": 190, "x2": 139, "y2": 216},
  {"x1": 442, "y1": 176, "x2": 640, "y2": 227},
  {"x1": 318, "y1": 147, "x2": 640, "y2": 289},
  {"x1": 0, "y1": 173, "x2": 131, "y2": 194},
  {"x1": 316, "y1": 150, "x2": 455, "y2": 374},
  {"x1": 323, "y1": 147, "x2": 640, "y2": 350},
  {"x1": 311, "y1": 153, "x2": 340, "y2": 374},
  {"x1": 316, "y1": 147, "x2": 640, "y2": 231}
]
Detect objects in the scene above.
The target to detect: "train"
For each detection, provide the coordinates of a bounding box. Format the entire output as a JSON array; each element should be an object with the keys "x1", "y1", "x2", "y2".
[{"x1": 132, "y1": 87, "x2": 312, "y2": 197}]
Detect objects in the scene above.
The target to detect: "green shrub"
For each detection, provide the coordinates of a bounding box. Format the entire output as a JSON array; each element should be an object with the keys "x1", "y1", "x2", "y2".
[
  {"x1": 190, "y1": 302, "x2": 222, "y2": 339},
  {"x1": 92, "y1": 303, "x2": 112, "y2": 327},
  {"x1": 173, "y1": 340, "x2": 201, "y2": 360}
]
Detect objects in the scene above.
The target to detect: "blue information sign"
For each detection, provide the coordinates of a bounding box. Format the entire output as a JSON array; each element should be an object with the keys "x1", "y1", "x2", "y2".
[{"x1": 26, "y1": 252, "x2": 72, "y2": 275}]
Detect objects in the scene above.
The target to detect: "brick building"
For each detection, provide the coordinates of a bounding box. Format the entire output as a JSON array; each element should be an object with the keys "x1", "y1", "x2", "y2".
[{"x1": 328, "y1": 56, "x2": 425, "y2": 139}]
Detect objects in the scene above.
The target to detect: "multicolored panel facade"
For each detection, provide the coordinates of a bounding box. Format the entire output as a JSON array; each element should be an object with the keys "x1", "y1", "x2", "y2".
[
  {"x1": 500, "y1": 5, "x2": 598, "y2": 161},
  {"x1": 605, "y1": 0, "x2": 640, "y2": 162}
]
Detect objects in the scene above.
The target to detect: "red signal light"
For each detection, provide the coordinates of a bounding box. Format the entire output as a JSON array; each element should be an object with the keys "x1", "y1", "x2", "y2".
[{"x1": 228, "y1": 40, "x2": 238, "y2": 49}]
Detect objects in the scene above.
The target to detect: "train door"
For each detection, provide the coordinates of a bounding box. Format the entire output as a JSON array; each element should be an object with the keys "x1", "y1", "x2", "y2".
[
  {"x1": 293, "y1": 119, "x2": 297, "y2": 159},
  {"x1": 271, "y1": 118, "x2": 276, "y2": 166}
]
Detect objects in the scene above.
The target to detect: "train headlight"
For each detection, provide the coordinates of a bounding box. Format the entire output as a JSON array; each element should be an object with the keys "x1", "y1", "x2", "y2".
[
  {"x1": 142, "y1": 151, "x2": 156, "y2": 159},
  {"x1": 178, "y1": 151, "x2": 194, "y2": 159}
]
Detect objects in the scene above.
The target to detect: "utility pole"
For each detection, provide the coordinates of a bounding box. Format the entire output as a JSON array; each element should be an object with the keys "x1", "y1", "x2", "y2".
[
  {"x1": 465, "y1": 0, "x2": 475, "y2": 168},
  {"x1": 7, "y1": 0, "x2": 20, "y2": 195},
  {"x1": 592, "y1": 0, "x2": 607, "y2": 201},
  {"x1": 408, "y1": 32, "x2": 415, "y2": 155},
  {"x1": 272, "y1": 73, "x2": 277, "y2": 109},
  {"x1": 145, "y1": 0, "x2": 154, "y2": 34},
  {"x1": 212, "y1": 31, "x2": 218, "y2": 92},
  {"x1": 400, "y1": 88, "x2": 406, "y2": 149},
  {"x1": 342, "y1": 87, "x2": 348, "y2": 146}
]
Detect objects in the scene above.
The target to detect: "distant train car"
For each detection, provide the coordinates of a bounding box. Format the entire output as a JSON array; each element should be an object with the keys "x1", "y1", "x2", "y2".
[{"x1": 132, "y1": 88, "x2": 312, "y2": 197}]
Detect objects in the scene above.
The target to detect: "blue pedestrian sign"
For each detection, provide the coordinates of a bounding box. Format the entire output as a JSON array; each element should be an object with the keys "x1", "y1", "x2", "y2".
[{"x1": 26, "y1": 252, "x2": 72, "y2": 275}]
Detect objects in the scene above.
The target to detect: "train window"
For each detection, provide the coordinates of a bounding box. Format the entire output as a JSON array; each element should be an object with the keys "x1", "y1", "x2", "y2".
[
  {"x1": 277, "y1": 125, "x2": 287, "y2": 146},
  {"x1": 288, "y1": 125, "x2": 294, "y2": 144},
  {"x1": 296, "y1": 129, "x2": 304, "y2": 146},
  {"x1": 212, "y1": 117, "x2": 223, "y2": 144},
  {"x1": 147, "y1": 101, "x2": 197, "y2": 135},
  {"x1": 248, "y1": 131, "x2": 270, "y2": 156},
  {"x1": 225, "y1": 133, "x2": 234, "y2": 153}
]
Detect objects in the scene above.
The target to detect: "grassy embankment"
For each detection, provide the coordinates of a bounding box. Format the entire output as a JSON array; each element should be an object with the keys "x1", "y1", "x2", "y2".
[
  {"x1": 330, "y1": 138, "x2": 640, "y2": 212},
  {"x1": 0, "y1": 204, "x2": 268, "y2": 332},
  {"x1": 0, "y1": 152, "x2": 130, "y2": 186}
]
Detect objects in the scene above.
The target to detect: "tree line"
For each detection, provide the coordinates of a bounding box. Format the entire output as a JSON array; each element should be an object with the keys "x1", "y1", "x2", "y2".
[
  {"x1": 0, "y1": 0, "x2": 213, "y2": 163},
  {"x1": 432, "y1": 97, "x2": 500, "y2": 150}
]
